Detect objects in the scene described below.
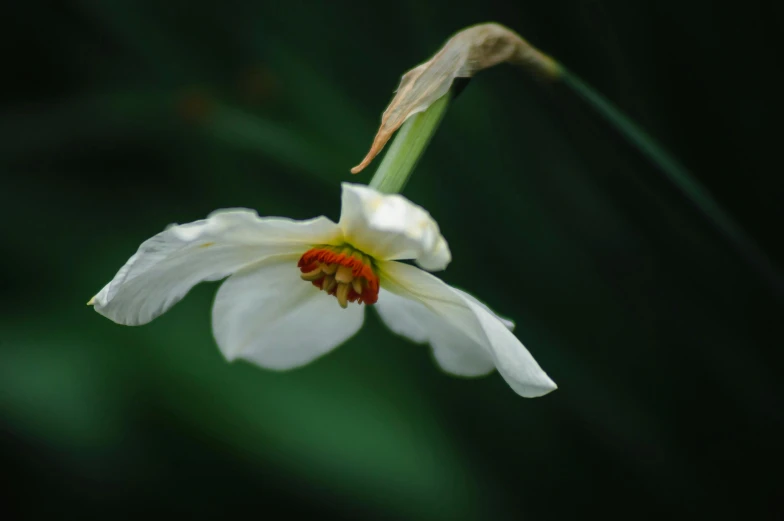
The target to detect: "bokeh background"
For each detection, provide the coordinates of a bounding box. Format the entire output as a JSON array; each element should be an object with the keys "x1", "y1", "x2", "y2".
[{"x1": 2, "y1": 1, "x2": 782, "y2": 519}]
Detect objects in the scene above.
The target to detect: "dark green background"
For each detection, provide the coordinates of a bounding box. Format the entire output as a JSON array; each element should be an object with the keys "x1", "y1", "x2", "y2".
[{"x1": 2, "y1": 1, "x2": 782, "y2": 519}]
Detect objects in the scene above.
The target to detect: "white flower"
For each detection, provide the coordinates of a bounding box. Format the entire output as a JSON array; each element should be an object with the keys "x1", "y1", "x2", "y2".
[{"x1": 90, "y1": 183, "x2": 556, "y2": 397}]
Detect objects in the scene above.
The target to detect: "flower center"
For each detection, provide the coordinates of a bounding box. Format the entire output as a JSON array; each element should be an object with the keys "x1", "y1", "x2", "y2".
[{"x1": 298, "y1": 245, "x2": 380, "y2": 308}]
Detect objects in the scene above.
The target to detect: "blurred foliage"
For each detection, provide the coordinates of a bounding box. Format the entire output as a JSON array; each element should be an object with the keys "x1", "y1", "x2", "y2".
[{"x1": 1, "y1": 1, "x2": 782, "y2": 520}]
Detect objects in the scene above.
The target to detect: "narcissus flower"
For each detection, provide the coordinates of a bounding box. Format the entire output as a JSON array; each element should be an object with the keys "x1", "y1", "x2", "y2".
[{"x1": 90, "y1": 183, "x2": 556, "y2": 397}]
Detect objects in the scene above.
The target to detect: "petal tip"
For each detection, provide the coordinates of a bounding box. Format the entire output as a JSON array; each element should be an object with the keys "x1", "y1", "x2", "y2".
[
  {"x1": 505, "y1": 370, "x2": 558, "y2": 398},
  {"x1": 87, "y1": 296, "x2": 96, "y2": 306},
  {"x1": 529, "y1": 377, "x2": 558, "y2": 397}
]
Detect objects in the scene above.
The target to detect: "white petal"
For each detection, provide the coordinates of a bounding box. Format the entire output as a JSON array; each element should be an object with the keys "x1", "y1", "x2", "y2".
[
  {"x1": 377, "y1": 261, "x2": 557, "y2": 397},
  {"x1": 449, "y1": 287, "x2": 516, "y2": 331},
  {"x1": 338, "y1": 183, "x2": 451, "y2": 271},
  {"x1": 375, "y1": 288, "x2": 495, "y2": 377},
  {"x1": 92, "y1": 209, "x2": 340, "y2": 326},
  {"x1": 212, "y1": 254, "x2": 364, "y2": 370}
]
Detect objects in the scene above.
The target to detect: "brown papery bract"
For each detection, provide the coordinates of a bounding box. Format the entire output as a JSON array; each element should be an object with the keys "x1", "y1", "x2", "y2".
[{"x1": 351, "y1": 22, "x2": 561, "y2": 174}]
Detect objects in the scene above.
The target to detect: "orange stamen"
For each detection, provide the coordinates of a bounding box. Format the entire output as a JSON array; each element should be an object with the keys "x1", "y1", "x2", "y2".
[{"x1": 298, "y1": 246, "x2": 379, "y2": 306}]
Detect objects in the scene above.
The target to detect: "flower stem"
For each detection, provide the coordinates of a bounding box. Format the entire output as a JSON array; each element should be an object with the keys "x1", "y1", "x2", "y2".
[
  {"x1": 368, "y1": 92, "x2": 451, "y2": 194},
  {"x1": 561, "y1": 68, "x2": 783, "y2": 295}
]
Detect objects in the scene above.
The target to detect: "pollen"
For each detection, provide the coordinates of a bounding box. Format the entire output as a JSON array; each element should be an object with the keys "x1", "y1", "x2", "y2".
[{"x1": 298, "y1": 246, "x2": 379, "y2": 308}]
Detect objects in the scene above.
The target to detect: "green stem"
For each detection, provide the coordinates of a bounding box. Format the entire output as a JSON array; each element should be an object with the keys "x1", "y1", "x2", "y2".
[
  {"x1": 369, "y1": 92, "x2": 451, "y2": 194},
  {"x1": 561, "y1": 68, "x2": 783, "y2": 295}
]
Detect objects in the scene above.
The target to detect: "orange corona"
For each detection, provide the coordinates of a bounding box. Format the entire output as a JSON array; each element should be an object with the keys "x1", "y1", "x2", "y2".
[{"x1": 298, "y1": 246, "x2": 379, "y2": 308}]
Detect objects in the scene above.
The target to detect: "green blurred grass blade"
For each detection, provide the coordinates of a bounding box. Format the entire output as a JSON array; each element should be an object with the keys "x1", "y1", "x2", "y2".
[
  {"x1": 561, "y1": 69, "x2": 784, "y2": 296},
  {"x1": 204, "y1": 104, "x2": 340, "y2": 184}
]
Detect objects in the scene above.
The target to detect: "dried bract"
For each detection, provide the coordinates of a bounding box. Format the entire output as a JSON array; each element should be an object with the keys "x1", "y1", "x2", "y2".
[{"x1": 351, "y1": 23, "x2": 560, "y2": 173}]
